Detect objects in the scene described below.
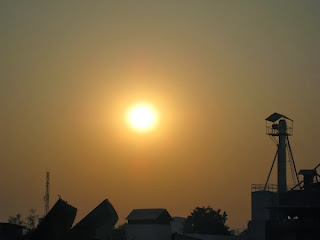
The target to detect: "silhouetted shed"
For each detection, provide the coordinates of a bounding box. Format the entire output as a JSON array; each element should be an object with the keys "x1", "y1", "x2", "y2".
[
  {"x1": 126, "y1": 209, "x2": 173, "y2": 240},
  {"x1": 126, "y1": 209, "x2": 173, "y2": 225}
]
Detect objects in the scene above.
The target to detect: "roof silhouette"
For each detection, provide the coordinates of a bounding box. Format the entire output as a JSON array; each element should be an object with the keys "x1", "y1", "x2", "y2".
[
  {"x1": 126, "y1": 209, "x2": 172, "y2": 221},
  {"x1": 265, "y1": 112, "x2": 293, "y2": 122}
]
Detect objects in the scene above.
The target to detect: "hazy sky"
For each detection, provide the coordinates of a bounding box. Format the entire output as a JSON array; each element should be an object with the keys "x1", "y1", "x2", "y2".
[{"x1": 1, "y1": 1, "x2": 320, "y2": 229}]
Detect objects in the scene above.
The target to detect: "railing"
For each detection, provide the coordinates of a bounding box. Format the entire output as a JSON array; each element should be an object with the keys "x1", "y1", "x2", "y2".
[
  {"x1": 266, "y1": 126, "x2": 293, "y2": 136},
  {"x1": 251, "y1": 184, "x2": 293, "y2": 192},
  {"x1": 251, "y1": 184, "x2": 278, "y2": 192}
]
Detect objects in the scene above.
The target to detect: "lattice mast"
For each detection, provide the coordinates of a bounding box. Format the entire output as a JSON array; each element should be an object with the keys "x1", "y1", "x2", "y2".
[{"x1": 44, "y1": 171, "x2": 50, "y2": 215}]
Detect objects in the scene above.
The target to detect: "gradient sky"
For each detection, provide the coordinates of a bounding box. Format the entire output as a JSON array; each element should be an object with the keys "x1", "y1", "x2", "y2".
[{"x1": 1, "y1": 1, "x2": 320, "y2": 229}]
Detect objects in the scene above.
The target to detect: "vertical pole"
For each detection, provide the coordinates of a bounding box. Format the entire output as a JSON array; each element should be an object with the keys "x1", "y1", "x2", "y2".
[
  {"x1": 278, "y1": 120, "x2": 287, "y2": 192},
  {"x1": 45, "y1": 171, "x2": 50, "y2": 215}
]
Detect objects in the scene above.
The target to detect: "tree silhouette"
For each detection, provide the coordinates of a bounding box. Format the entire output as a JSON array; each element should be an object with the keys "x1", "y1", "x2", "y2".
[
  {"x1": 24, "y1": 209, "x2": 38, "y2": 229},
  {"x1": 183, "y1": 206, "x2": 233, "y2": 235},
  {"x1": 8, "y1": 213, "x2": 24, "y2": 226},
  {"x1": 8, "y1": 209, "x2": 39, "y2": 231}
]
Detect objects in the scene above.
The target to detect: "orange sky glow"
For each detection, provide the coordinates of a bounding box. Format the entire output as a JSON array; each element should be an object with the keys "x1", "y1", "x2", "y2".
[{"x1": 1, "y1": 1, "x2": 320, "y2": 229}]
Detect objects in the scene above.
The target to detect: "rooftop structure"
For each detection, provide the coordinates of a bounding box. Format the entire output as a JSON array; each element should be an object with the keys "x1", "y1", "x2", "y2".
[
  {"x1": 126, "y1": 208, "x2": 173, "y2": 240},
  {"x1": 126, "y1": 209, "x2": 173, "y2": 225}
]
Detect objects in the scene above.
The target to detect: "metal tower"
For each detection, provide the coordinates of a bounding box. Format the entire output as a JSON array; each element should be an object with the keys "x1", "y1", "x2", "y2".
[
  {"x1": 265, "y1": 113, "x2": 298, "y2": 192},
  {"x1": 44, "y1": 171, "x2": 50, "y2": 215}
]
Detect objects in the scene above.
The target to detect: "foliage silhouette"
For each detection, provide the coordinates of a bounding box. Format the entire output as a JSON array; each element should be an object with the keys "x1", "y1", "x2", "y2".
[
  {"x1": 8, "y1": 213, "x2": 24, "y2": 226},
  {"x1": 8, "y1": 209, "x2": 39, "y2": 231},
  {"x1": 183, "y1": 206, "x2": 233, "y2": 235}
]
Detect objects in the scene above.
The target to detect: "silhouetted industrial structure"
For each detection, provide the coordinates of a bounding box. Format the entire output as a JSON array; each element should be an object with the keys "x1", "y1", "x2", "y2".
[
  {"x1": 68, "y1": 199, "x2": 118, "y2": 240},
  {"x1": 249, "y1": 113, "x2": 320, "y2": 240},
  {"x1": 21, "y1": 198, "x2": 118, "y2": 240},
  {"x1": 26, "y1": 198, "x2": 76, "y2": 240}
]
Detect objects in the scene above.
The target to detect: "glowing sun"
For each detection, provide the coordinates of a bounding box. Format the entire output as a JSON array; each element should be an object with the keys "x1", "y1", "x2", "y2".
[{"x1": 127, "y1": 104, "x2": 157, "y2": 131}]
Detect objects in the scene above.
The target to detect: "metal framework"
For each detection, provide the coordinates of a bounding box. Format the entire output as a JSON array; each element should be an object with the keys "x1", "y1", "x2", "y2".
[
  {"x1": 44, "y1": 171, "x2": 50, "y2": 215},
  {"x1": 290, "y1": 163, "x2": 320, "y2": 190}
]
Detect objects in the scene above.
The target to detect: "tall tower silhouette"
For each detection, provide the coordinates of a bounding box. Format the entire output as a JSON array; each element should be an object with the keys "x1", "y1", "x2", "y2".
[
  {"x1": 44, "y1": 171, "x2": 50, "y2": 215},
  {"x1": 265, "y1": 113, "x2": 295, "y2": 192}
]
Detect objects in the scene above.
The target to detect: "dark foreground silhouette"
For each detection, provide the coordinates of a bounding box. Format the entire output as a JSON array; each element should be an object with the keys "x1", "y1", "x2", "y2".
[{"x1": 24, "y1": 198, "x2": 118, "y2": 240}]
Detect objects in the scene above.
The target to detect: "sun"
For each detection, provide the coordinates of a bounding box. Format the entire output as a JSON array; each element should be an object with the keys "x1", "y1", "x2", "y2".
[{"x1": 127, "y1": 104, "x2": 157, "y2": 131}]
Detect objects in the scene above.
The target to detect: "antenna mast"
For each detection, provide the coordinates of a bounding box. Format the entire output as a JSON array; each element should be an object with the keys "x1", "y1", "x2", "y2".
[{"x1": 44, "y1": 171, "x2": 50, "y2": 215}]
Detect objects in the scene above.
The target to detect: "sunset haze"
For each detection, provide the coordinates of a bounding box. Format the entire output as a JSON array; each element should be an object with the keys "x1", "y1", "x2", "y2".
[{"x1": 1, "y1": 0, "x2": 320, "y2": 229}]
